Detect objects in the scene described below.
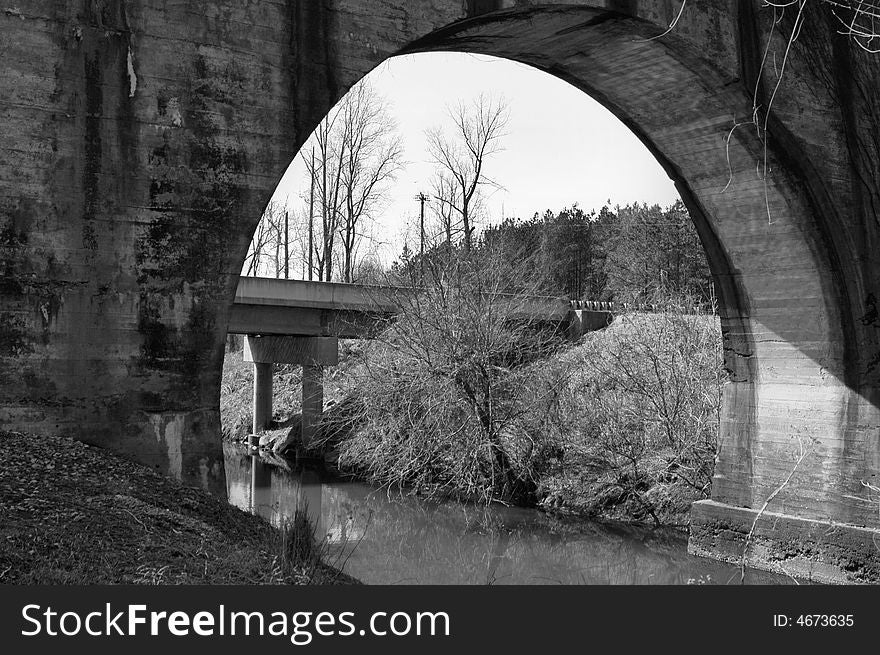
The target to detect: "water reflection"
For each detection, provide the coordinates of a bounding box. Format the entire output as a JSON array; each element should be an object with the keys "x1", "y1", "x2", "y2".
[
  {"x1": 225, "y1": 444, "x2": 366, "y2": 547},
  {"x1": 224, "y1": 444, "x2": 793, "y2": 585}
]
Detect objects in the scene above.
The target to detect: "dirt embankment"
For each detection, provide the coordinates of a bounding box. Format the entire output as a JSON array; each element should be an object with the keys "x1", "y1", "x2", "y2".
[{"x1": 0, "y1": 431, "x2": 353, "y2": 584}]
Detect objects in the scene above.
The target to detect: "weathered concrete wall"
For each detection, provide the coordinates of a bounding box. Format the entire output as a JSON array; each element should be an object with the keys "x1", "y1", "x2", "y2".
[{"x1": 1, "y1": 1, "x2": 878, "y2": 578}]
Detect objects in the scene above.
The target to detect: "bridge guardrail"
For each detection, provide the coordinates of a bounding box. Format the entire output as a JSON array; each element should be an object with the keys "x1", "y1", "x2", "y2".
[{"x1": 568, "y1": 299, "x2": 716, "y2": 314}]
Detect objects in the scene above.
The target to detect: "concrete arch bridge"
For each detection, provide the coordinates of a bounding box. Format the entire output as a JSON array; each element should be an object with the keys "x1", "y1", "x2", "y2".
[{"x1": 1, "y1": 1, "x2": 879, "y2": 582}]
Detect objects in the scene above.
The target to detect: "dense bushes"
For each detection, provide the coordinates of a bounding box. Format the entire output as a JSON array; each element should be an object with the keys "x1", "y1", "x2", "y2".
[
  {"x1": 222, "y1": 231, "x2": 724, "y2": 525},
  {"x1": 319, "y1": 250, "x2": 565, "y2": 504},
  {"x1": 315, "y1": 252, "x2": 724, "y2": 524},
  {"x1": 533, "y1": 296, "x2": 723, "y2": 525}
]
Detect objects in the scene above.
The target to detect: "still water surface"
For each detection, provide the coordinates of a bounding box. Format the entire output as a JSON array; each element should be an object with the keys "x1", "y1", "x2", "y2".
[{"x1": 224, "y1": 444, "x2": 792, "y2": 585}]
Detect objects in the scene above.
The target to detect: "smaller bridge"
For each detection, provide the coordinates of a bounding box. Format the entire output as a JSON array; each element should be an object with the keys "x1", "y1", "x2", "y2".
[
  {"x1": 229, "y1": 276, "x2": 595, "y2": 337},
  {"x1": 229, "y1": 276, "x2": 612, "y2": 450}
]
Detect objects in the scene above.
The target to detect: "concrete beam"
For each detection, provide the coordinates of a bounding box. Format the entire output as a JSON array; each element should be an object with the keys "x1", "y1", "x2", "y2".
[
  {"x1": 229, "y1": 304, "x2": 387, "y2": 338},
  {"x1": 244, "y1": 336, "x2": 339, "y2": 365},
  {"x1": 230, "y1": 277, "x2": 571, "y2": 336},
  {"x1": 235, "y1": 276, "x2": 400, "y2": 313}
]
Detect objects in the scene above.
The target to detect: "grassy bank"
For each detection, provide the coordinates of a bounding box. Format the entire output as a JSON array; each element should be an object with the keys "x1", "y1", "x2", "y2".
[
  {"x1": 322, "y1": 310, "x2": 722, "y2": 526},
  {"x1": 0, "y1": 431, "x2": 352, "y2": 584},
  {"x1": 528, "y1": 310, "x2": 722, "y2": 525}
]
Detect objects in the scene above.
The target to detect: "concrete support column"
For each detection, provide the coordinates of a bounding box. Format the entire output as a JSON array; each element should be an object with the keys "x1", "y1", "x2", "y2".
[
  {"x1": 244, "y1": 335, "x2": 338, "y2": 450},
  {"x1": 301, "y1": 364, "x2": 324, "y2": 448},
  {"x1": 252, "y1": 361, "x2": 273, "y2": 433}
]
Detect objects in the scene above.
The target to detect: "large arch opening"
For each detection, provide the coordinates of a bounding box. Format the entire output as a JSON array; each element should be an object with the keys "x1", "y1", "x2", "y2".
[
  {"x1": 218, "y1": 4, "x2": 864, "y2": 577},
  {"x1": 223, "y1": 47, "x2": 720, "y2": 515}
]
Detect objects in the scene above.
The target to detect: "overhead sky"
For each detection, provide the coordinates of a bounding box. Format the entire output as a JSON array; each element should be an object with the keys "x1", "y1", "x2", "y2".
[{"x1": 270, "y1": 51, "x2": 681, "y2": 265}]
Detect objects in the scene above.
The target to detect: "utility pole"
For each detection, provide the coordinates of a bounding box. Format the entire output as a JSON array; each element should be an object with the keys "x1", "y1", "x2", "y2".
[
  {"x1": 643, "y1": 216, "x2": 649, "y2": 294},
  {"x1": 283, "y1": 209, "x2": 289, "y2": 279},
  {"x1": 415, "y1": 192, "x2": 430, "y2": 277},
  {"x1": 675, "y1": 216, "x2": 681, "y2": 289},
  {"x1": 308, "y1": 146, "x2": 315, "y2": 281}
]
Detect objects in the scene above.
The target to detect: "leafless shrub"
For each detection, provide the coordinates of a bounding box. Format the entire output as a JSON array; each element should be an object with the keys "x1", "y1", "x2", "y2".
[
  {"x1": 537, "y1": 291, "x2": 724, "y2": 525},
  {"x1": 320, "y1": 246, "x2": 566, "y2": 504}
]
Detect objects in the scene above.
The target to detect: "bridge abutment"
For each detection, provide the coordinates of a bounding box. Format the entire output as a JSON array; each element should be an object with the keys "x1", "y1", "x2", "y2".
[
  {"x1": 565, "y1": 308, "x2": 613, "y2": 341},
  {"x1": 689, "y1": 500, "x2": 880, "y2": 584}
]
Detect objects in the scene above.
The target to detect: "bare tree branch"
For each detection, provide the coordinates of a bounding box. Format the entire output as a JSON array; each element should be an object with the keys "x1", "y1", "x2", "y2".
[{"x1": 426, "y1": 94, "x2": 510, "y2": 251}]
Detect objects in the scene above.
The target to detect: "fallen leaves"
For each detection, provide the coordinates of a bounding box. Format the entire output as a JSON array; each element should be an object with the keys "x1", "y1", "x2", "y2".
[{"x1": 0, "y1": 431, "x2": 347, "y2": 585}]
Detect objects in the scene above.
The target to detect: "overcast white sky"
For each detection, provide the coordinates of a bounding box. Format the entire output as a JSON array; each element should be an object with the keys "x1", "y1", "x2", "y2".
[{"x1": 271, "y1": 52, "x2": 680, "y2": 266}]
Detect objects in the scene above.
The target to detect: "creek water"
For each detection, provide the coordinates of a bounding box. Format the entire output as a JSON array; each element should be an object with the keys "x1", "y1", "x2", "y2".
[{"x1": 224, "y1": 443, "x2": 793, "y2": 585}]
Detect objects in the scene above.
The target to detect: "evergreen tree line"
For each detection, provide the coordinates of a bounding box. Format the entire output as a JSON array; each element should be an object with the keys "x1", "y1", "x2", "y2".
[{"x1": 392, "y1": 199, "x2": 714, "y2": 305}]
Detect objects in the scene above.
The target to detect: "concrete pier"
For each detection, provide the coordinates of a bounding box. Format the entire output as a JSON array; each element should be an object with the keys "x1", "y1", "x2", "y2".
[
  {"x1": 301, "y1": 365, "x2": 324, "y2": 449},
  {"x1": 244, "y1": 336, "x2": 339, "y2": 448},
  {"x1": 252, "y1": 362, "x2": 274, "y2": 433}
]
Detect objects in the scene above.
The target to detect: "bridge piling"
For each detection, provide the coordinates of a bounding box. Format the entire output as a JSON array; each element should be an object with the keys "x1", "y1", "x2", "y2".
[
  {"x1": 252, "y1": 362, "x2": 274, "y2": 433},
  {"x1": 301, "y1": 365, "x2": 324, "y2": 448},
  {"x1": 566, "y1": 309, "x2": 613, "y2": 340},
  {"x1": 244, "y1": 335, "x2": 339, "y2": 450}
]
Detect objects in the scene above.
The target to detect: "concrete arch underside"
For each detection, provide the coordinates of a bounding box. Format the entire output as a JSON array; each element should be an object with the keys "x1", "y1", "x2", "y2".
[{"x1": 1, "y1": 1, "x2": 878, "y2": 581}]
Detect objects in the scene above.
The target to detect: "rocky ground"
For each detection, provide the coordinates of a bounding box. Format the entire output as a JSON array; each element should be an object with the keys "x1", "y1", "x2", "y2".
[{"x1": 0, "y1": 431, "x2": 353, "y2": 584}]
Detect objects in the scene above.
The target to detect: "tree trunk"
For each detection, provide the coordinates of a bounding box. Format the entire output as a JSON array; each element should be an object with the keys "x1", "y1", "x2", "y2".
[{"x1": 462, "y1": 201, "x2": 471, "y2": 252}]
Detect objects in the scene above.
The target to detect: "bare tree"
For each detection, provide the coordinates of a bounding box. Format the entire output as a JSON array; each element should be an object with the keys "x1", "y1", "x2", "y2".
[
  {"x1": 244, "y1": 200, "x2": 286, "y2": 276},
  {"x1": 295, "y1": 81, "x2": 403, "y2": 282},
  {"x1": 324, "y1": 245, "x2": 565, "y2": 503},
  {"x1": 426, "y1": 94, "x2": 509, "y2": 252},
  {"x1": 304, "y1": 111, "x2": 345, "y2": 281},
  {"x1": 267, "y1": 202, "x2": 286, "y2": 278},
  {"x1": 243, "y1": 216, "x2": 271, "y2": 276},
  {"x1": 285, "y1": 205, "x2": 311, "y2": 278},
  {"x1": 337, "y1": 82, "x2": 404, "y2": 282},
  {"x1": 427, "y1": 171, "x2": 483, "y2": 250}
]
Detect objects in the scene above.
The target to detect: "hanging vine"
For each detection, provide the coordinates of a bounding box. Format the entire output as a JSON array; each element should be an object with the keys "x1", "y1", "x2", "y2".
[{"x1": 648, "y1": 0, "x2": 878, "y2": 222}]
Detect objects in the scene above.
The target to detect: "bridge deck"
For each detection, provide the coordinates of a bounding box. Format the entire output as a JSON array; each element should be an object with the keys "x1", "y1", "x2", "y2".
[{"x1": 230, "y1": 276, "x2": 574, "y2": 337}]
